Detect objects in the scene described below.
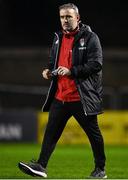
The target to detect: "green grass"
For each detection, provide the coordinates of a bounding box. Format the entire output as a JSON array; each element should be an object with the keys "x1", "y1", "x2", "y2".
[{"x1": 0, "y1": 143, "x2": 128, "y2": 179}]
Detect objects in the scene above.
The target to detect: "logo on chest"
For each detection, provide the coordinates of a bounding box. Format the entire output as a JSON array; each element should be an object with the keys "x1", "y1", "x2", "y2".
[{"x1": 79, "y1": 38, "x2": 86, "y2": 50}]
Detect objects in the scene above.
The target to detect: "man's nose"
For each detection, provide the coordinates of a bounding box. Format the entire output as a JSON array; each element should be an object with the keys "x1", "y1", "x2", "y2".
[{"x1": 64, "y1": 17, "x2": 68, "y2": 22}]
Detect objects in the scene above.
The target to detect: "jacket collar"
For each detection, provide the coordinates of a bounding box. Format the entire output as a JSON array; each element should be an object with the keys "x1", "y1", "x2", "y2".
[
  {"x1": 73, "y1": 23, "x2": 92, "y2": 45},
  {"x1": 55, "y1": 23, "x2": 92, "y2": 44}
]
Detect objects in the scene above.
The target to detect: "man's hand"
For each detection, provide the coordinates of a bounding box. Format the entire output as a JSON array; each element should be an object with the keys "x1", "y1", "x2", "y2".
[
  {"x1": 42, "y1": 69, "x2": 51, "y2": 79},
  {"x1": 42, "y1": 66, "x2": 71, "y2": 79},
  {"x1": 57, "y1": 66, "x2": 71, "y2": 76}
]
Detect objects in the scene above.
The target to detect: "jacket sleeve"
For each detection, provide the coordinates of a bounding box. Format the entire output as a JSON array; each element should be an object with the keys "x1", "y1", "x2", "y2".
[
  {"x1": 70, "y1": 32, "x2": 103, "y2": 79},
  {"x1": 47, "y1": 36, "x2": 57, "y2": 71}
]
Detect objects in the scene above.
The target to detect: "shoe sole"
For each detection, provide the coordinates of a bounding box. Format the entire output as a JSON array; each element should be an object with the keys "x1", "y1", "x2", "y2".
[
  {"x1": 88, "y1": 175, "x2": 107, "y2": 179},
  {"x1": 103, "y1": 175, "x2": 107, "y2": 179},
  {"x1": 18, "y1": 162, "x2": 47, "y2": 178}
]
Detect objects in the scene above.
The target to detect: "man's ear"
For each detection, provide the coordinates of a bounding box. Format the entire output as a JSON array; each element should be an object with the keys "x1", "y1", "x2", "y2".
[{"x1": 77, "y1": 14, "x2": 80, "y2": 22}]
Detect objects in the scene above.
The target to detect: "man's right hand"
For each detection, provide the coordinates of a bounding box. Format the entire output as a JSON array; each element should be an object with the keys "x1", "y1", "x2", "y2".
[{"x1": 42, "y1": 69, "x2": 51, "y2": 79}]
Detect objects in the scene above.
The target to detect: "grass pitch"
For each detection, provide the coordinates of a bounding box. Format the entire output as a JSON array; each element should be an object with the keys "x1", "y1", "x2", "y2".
[{"x1": 0, "y1": 143, "x2": 128, "y2": 179}]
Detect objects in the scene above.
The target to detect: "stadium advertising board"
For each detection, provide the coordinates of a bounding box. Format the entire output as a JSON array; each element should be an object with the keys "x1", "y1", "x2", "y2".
[{"x1": 0, "y1": 110, "x2": 37, "y2": 142}]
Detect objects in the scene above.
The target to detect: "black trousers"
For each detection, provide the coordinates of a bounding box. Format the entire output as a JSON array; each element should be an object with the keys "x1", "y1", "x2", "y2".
[{"x1": 38, "y1": 98, "x2": 106, "y2": 169}]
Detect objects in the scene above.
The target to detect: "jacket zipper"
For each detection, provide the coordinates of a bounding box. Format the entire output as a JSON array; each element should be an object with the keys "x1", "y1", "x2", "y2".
[
  {"x1": 72, "y1": 47, "x2": 87, "y2": 116},
  {"x1": 54, "y1": 33, "x2": 60, "y2": 69},
  {"x1": 42, "y1": 33, "x2": 60, "y2": 111},
  {"x1": 77, "y1": 84, "x2": 87, "y2": 116}
]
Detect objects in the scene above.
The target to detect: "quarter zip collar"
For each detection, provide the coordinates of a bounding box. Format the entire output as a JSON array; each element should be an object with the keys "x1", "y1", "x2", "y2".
[{"x1": 62, "y1": 26, "x2": 79, "y2": 37}]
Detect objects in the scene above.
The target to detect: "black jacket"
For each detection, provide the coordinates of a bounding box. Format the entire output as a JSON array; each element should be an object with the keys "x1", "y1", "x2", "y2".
[{"x1": 42, "y1": 24, "x2": 103, "y2": 115}]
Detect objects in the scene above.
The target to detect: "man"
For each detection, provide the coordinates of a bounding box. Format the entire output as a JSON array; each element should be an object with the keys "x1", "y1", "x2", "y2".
[{"x1": 18, "y1": 3, "x2": 107, "y2": 179}]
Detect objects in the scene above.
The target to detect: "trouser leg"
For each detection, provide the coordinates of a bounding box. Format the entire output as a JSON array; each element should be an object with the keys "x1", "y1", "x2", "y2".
[
  {"x1": 70, "y1": 102, "x2": 106, "y2": 169},
  {"x1": 38, "y1": 99, "x2": 71, "y2": 168}
]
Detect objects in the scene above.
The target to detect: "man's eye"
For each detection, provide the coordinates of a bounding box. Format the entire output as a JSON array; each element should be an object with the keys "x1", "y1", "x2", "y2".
[
  {"x1": 60, "y1": 16, "x2": 72, "y2": 19},
  {"x1": 60, "y1": 16, "x2": 64, "y2": 19},
  {"x1": 67, "y1": 16, "x2": 72, "y2": 18}
]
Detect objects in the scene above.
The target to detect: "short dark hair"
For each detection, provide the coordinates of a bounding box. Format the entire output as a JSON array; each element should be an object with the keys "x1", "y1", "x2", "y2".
[{"x1": 59, "y1": 3, "x2": 79, "y2": 15}]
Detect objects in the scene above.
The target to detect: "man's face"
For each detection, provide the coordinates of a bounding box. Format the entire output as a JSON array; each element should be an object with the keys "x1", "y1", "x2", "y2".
[{"x1": 59, "y1": 8, "x2": 80, "y2": 32}]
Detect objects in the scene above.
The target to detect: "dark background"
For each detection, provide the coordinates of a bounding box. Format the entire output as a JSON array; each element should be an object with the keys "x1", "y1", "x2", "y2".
[
  {"x1": 0, "y1": 0, "x2": 128, "y2": 47},
  {"x1": 0, "y1": 0, "x2": 128, "y2": 110}
]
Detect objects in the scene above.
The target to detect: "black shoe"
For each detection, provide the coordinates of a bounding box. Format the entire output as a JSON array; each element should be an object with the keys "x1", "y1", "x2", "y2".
[
  {"x1": 18, "y1": 160, "x2": 47, "y2": 178},
  {"x1": 89, "y1": 167, "x2": 107, "y2": 179}
]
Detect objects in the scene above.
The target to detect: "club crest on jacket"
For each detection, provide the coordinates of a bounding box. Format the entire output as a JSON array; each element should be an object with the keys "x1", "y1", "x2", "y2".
[
  {"x1": 79, "y1": 38, "x2": 85, "y2": 47},
  {"x1": 79, "y1": 38, "x2": 86, "y2": 50}
]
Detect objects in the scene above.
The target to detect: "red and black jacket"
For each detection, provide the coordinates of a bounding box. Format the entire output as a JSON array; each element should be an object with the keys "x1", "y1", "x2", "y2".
[{"x1": 42, "y1": 23, "x2": 103, "y2": 115}]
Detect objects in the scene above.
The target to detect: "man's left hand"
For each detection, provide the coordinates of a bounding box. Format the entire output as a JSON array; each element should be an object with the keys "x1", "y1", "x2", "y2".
[{"x1": 57, "y1": 66, "x2": 71, "y2": 76}]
